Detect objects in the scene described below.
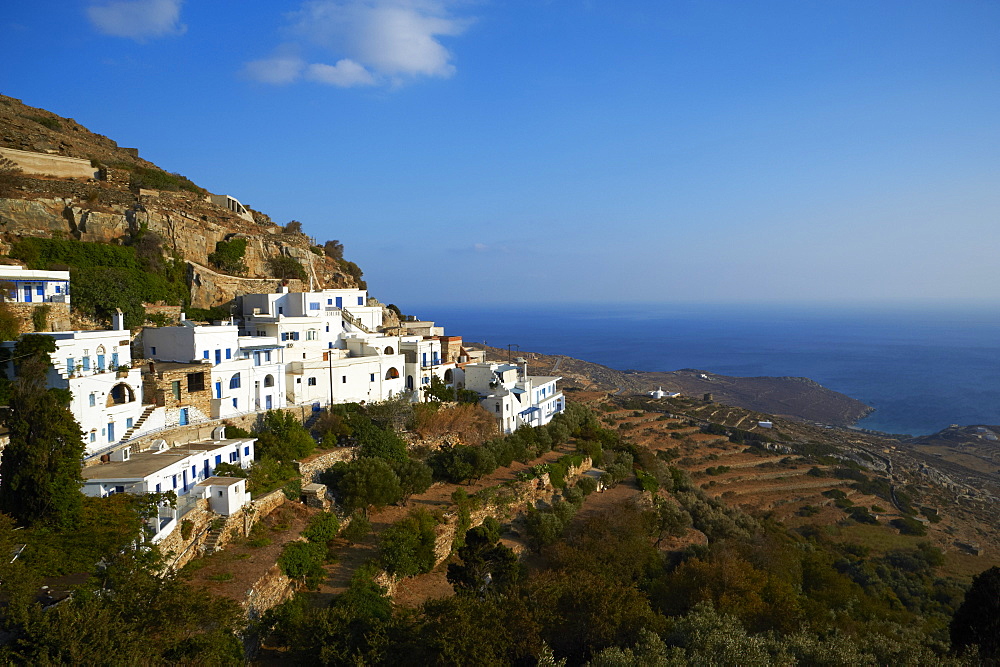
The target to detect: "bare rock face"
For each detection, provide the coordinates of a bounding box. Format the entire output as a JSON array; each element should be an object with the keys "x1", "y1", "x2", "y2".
[{"x1": 0, "y1": 95, "x2": 362, "y2": 308}]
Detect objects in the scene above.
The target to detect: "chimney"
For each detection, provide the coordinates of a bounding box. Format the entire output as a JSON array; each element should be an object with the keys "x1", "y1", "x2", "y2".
[{"x1": 112, "y1": 308, "x2": 125, "y2": 331}]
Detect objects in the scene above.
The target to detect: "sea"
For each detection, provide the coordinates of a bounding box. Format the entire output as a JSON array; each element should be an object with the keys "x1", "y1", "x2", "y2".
[{"x1": 412, "y1": 302, "x2": 1000, "y2": 437}]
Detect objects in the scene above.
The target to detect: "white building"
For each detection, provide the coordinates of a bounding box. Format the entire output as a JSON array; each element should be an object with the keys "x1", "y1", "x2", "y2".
[
  {"x1": 240, "y1": 286, "x2": 410, "y2": 406},
  {"x1": 81, "y1": 430, "x2": 254, "y2": 542},
  {"x1": 0, "y1": 265, "x2": 70, "y2": 304},
  {"x1": 142, "y1": 318, "x2": 287, "y2": 419},
  {"x1": 461, "y1": 362, "x2": 565, "y2": 434},
  {"x1": 1, "y1": 311, "x2": 145, "y2": 456}
]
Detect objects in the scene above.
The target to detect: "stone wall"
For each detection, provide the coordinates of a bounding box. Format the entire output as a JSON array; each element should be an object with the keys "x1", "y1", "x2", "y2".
[
  {"x1": 243, "y1": 565, "x2": 295, "y2": 621},
  {"x1": 294, "y1": 447, "x2": 354, "y2": 483},
  {"x1": 0, "y1": 147, "x2": 98, "y2": 180},
  {"x1": 2, "y1": 301, "x2": 71, "y2": 334}
]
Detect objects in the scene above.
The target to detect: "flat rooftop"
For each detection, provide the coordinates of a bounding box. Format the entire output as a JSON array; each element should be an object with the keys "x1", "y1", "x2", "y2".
[{"x1": 82, "y1": 439, "x2": 252, "y2": 481}]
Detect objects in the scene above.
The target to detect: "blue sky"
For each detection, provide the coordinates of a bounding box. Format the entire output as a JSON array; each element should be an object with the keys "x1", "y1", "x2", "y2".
[{"x1": 3, "y1": 1, "x2": 999, "y2": 308}]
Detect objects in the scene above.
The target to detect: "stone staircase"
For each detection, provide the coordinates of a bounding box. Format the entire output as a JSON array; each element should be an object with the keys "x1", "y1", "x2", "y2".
[
  {"x1": 117, "y1": 404, "x2": 155, "y2": 444},
  {"x1": 341, "y1": 308, "x2": 374, "y2": 334},
  {"x1": 202, "y1": 526, "x2": 224, "y2": 556}
]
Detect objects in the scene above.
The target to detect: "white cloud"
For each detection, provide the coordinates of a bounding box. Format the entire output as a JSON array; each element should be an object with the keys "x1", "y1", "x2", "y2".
[
  {"x1": 246, "y1": 0, "x2": 471, "y2": 88},
  {"x1": 305, "y1": 60, "x2": 376, "y2": 87},
  {"x1": 244, "y1": 56, "x2": 306, "y2": 85},
  {"x1": 87, "y1": 0, "x2": 185, "y2": 40}
]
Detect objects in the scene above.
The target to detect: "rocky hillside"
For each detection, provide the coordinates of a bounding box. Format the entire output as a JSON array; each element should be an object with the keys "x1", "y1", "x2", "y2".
[{"x1": 0, "y1": 94, "x2": 360, "y2": 308}]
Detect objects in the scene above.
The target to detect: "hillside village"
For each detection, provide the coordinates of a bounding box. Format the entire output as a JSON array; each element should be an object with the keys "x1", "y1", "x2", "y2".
[{"x1": 0, "y1": 98, "x2": 998, "y2": 664}]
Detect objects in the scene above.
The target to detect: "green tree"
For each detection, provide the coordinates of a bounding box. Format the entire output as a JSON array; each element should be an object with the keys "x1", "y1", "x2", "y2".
[
  {"x1": 207, "y1": 238, "x2": 247, "y2": 275},
  {"x1": 378, "y1": 508, "x2": 438, "y2": 577},
  {"x1": 391, "y1": 457, "x2": 433, "y2": 502},
  {"x1": 0, "y1": 337, "x2": 84, "y2": 528},
  {"x1": 950, "y1": 566, "x2": 1000, "y2": 660},
  {"x1": 448, "y1": 517, "x2": 520, "y2": 595},
  {"x1": 331, "y1": 457, "x2": 402, "y2": 514},
  {"x1": 255, "y1": 410, "x2": 315, "y2": 461},
  {"x1": 267, "y1": 255, "x2": 307, "y2": 281}
]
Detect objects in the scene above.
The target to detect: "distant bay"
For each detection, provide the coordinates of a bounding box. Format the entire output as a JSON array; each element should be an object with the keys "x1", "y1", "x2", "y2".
[{"x1": 413, "y1": 302, "x2": 1000, "y2": 437}]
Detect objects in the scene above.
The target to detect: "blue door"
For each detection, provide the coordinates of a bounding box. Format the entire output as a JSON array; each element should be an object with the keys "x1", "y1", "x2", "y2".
[
  {"x1": 265, "y1": 395, "x2": 273, "y2": 410},
  {"x1": 336, "y1": 297, "x2": 342, "y2": 308},
  {"x1": 215, "y1": 382, "x2": 222, "y2": 399},
  {"x1": 204, "y1": 460, "x2": 210, "y2": 477},
  {"x1": 179, "y1": 408, "x2": 189, "y2": 426},
  {"x1": 107, "y1": 422, "x2": 114, "y2": 442},
  {"x1": 215, "y1": 349, "x2": 221, "y2": 364},
  {"x1": 97, "y1": 355, "x2": 105, "y2": 371},
  {"x1": 23, "y1": 287, "x2": 31, "y2": 303}
]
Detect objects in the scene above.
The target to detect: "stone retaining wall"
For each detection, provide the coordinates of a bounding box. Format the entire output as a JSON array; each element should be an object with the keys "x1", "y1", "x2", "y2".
[
  {"x1": 2, "y1": 301, "x2": 71, "y2": 334},
  {"x1": 295, "y1": 447, "x2": 354, "y2": 482}
]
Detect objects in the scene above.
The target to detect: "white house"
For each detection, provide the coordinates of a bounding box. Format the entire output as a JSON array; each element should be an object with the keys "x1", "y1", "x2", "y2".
[
  {"x1": 0, "y1": 311, "x2": 146, "y2": 456},
  {"x1": 81, "y1": 430, "x2": 255, "y2": 542},
  {"x1": 0, "y1": 265, "x2": 70, "y2": 304},
  {"x1": 461, "y1": 362, "x2": 565, "y2": 434},
  {"x1": 240, "y1": 286, "x2": 409, "y2": 406},
  {"x1": 142, "y1": 319, "x2": 287, "y2": 420}
]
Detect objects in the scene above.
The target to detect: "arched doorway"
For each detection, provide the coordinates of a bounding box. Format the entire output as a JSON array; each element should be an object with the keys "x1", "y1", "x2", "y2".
[
  {"x1": 106, "y1": 383, "x2": 135, "y2": 406},
  {"x1": 443, "y1": 369, "x2": 454, "y2": 384},
  {"x1": 406, "y1": 375, "x2": 414, "y2": 390},
  {"x1": 385, "y1": 367, "x2": 399, "y2": 380}
]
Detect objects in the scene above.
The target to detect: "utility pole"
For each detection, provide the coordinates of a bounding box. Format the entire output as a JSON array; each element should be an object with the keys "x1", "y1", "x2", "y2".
[{"x1": 507, "y1": 343, "x2": 519, "y2": 363}]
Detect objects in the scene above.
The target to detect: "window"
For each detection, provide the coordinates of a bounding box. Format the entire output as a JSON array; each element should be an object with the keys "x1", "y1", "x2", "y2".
[
  {"x1": 172, "y1": 475, "x2": 177, "y2": 489},
  {"x1": 89, "y1": 393, "x2": 96, "y2": 407},
  {"x1": 203, "y1": 351, "x2": 209, "y2": 359},
  {"x1": 155, "y1": 483, "x2": 161, "y2": 493},
  {"x1": 244, "y1": 446, "x2": 250, "y2": 456},
  {"x1": 225, "y1": 348, "x2": 232, "y2": 359},
  {"x1": 232, "y1": 398, "x2": 238, "y2": 408},
  {"x1": 264, "y1": 375, "x2": 274, "y2": 388},
  {"x1": 342, "y1": 376, "x2": 347, "y2": 383},
  {"x1": 257, "y1": 330, "x2": 266, "y2": 337},
  {"x1": 254, "y1": 352, "x2": 261, "y2": 366},
  {"x1": 215, "y1": 349, "x2": 221, "y2": 364},
  {"x1": 55, "y1": 285, "x2": 61, "y2": 294},
  {"x1": 229, "y1": 451, "x2": 238, "y2": 462},
  {"x1": 309, "y1": 302, "x2": 320, "y2": 311},
  {"x1": 187, "y1": 372, "x2": 205, "y2": 392},
  {"x1": 89, "y1": 432, "x2": 96, "y2": 443},
  {"x1": 281, "y1": 332, "x2": 288, "y2": 341},
  {"x1": 370, "y1": 374, "x2": 375, "y2": 382},
  {"x1": 308, "y1": 377, "x2": 317, "y2": 386},
  {"x1": 36, "y1": 286, "x2": 43, "y2": 296},
  {"x1": 127, "y1": 418, "x2": 133, "y2": 428},
  {"x1": 306, "y1": 330, "x2": 318, "y2": 341},
  {"x1": 327, "y1": 299, "x2": 333, "y2": 305},
  {"x1": 171, "y1": 380, "x2": 181, "y2": 400},
  {"x1": 230, "y1": 373, "x2": 241, "y2": 389},
  {"x1": 325, "y1": 324, "x2": 330, "y2": 332},
  {"x1": 357, "y1": 297, "x2": 364, "y2": 305},
  {"x1": 264, "y1": 351, "x2": 272, "y2": 362},
  {"x1": 495, "y1": 404, "x2": 500, "y2": 412},
  {"x1": 291, "y1": 332, "x2": 299, "y2": 341},
  {"x1": 150, "y1": 347, "x2": 156, "y2": 356},
  {"x1": 67, "y1": 357, "x2": 75, "y2": 373}
]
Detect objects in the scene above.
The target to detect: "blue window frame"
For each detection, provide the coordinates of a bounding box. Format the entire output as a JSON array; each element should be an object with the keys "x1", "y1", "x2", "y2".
[
  {"x1": 215, "y1": 455, "x2": 222, "y2": 465},
  {"x1": 232, "y1": 398, "x2": 238, "y2": 408},
  {"x1": 89, "y1": 393, "x2": 96, "y2": 407},
  {"x1": 244, "y1": 446, "x2": 250, "y2": 456},
  {"x1": 230, "y1": 373, "x2": 241, "y2": 389},
  {"x1": 336, "y1": 297, "x2": 342, "y2": 308},
  {"x1": 215, "y1": 349, "x2": 221, "y2": 364},
  {"x1": 149, "y1": 347, "x2": 155, "y2": 356},
  {"x1": 281, "y1": 332, "x2": 288, "y2": 341},
  {"x1": 82, "y1": 357, "x2": 90, "y2": 371},
  {"x1": 203, "y1": 351, "x2": 209, "y2": 359},
  {"x1": 36, "y1": 286, "x2": 43, "y2": 296},
  {"x1": 357, "y1": 296, "x2": 364, "y2": 305},
  {"x1": 327, "y1": 299, "x2": 333, "y2": 305},
  {"x1": 55, "y1": 285, "x2": 62, "y2": 294},
  {"x1": 309, "y1": 302, "x2": 320, "y2": 311},
  {"x1": 225, "y1": 348, "x2": 231, "y2": 359},
  {"x1": 264, "y1": 351, "x2": 272, "y2": 362},
  {"x1": 127, "y1": 417, "x2": 133, "y2": 428}
]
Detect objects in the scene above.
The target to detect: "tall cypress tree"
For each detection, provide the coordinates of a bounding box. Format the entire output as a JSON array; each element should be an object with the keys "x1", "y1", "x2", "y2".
[{"x1": 0, "y1": 336, "x2": 84, "y2": 529}]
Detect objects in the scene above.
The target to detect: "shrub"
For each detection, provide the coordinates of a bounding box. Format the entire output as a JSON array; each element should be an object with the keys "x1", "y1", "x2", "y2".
[
  {"x1": 278, "y1": 541, "x2": 327, "y2": 589},
  {"x1": 378, "y1": 509, "x2": 438, "y2": 577},
  {"x1": 577, "y1": 476, "x2": 598, "y2": 496},
  {"x1": 248, "y1": 537, "x2": 271, "y2": 548},
  {"x1": 207, "y1": 238, "x2": 247, "y2": 275},
  {"x1": 180, "y1": 519, "x2": 193, "y2": 540},
  {"x1": 31, "y1": 304, "x2": 50, "y2": 332},
  {"x1": 341, "y1": 511, "x2": 371, "y2": 544},
  {"x1": 891, "y1": 516, "x2": 928, "y2": 536},
  {"x1": 303, "y1": 512, "x2": 340, "y2": 544},
  {"x1": 267, "y1": 255, "x2": 307, "y2": 281}
]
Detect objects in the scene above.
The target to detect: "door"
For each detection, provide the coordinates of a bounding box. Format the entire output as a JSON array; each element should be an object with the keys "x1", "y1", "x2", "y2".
[
  {"x1": 336, "y1": 297, "x2": 342, "y2": 308},
  {"x1": 107, "y1": 422, "x2": 115, "y2": 442},
  {"x1": 215, "y1": 381, "x2": 222, "y2": 399},
  {"x1": 97, "y1": 355, "x2": 105, "y2": 371},
  {"x1": 23, "y1": 286, "x2": 31, "y2": 303},
  {"x1": 204, "y1": 460, "x2": 210, "y2": 477},
  {"x1": 179, "y1": 408, "x2": 189, "y2": 426},
  {"x1": 265, "y1": 395, "x2": 273, "y2": 410}
]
